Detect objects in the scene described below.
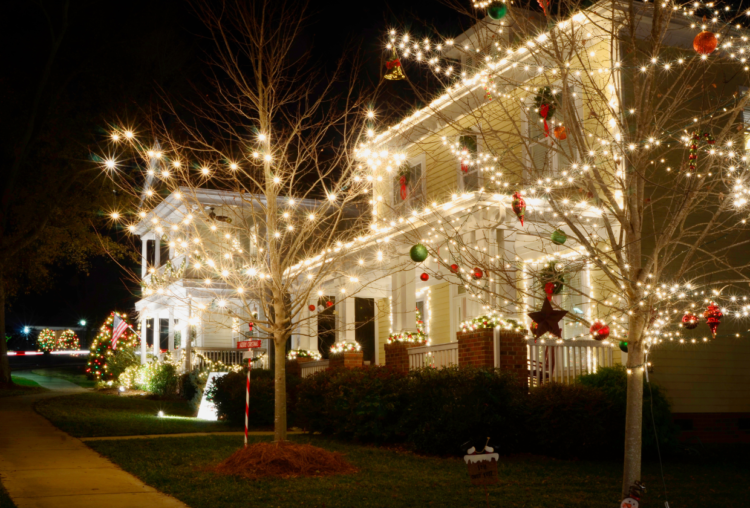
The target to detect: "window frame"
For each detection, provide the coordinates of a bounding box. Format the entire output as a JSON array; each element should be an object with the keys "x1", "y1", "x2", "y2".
[
  {"x1": 391, "y1": 152, "x2": 427, "y2": 209},
  {"x1": 456, "y1": 128, "x2": 483, "y2": 192}
]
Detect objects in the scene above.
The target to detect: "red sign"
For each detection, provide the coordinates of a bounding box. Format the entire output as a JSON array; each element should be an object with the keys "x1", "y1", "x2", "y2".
[{"x1": 237, "y1": 339, "x2": 262, "y2": 349}]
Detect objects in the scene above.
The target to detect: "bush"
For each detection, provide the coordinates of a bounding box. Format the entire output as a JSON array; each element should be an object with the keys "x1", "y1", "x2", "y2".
[
  {"x1": 116, "y1": 358, "x2": 179, "y2": 397},
  {"x1": 578, "y1": 365, "x2": 679, "y2": 455},
  {"x1": 527, "y1": 383, "x2": 617, "y2": 459},
  {"x1": 208, "y1": 369, "x2": 300, "y2": 427},
  {"x1": 107, "y1": 347, "x2": 140, "y2": 383},
  {"x1": 296, "y1": 366, "x2": 410, "y2": 441}
]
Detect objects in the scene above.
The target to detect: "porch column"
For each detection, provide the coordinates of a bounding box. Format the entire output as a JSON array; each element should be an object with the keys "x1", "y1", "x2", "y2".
[
  {"x1": 298, "y1": 300, "x2": 318, "y2": 351},
  {"x1": 140, "y1": 313, "x2": 148, "y2": 364},
  {"x1": 498, "y1": 229, "x2": 518, "y2": 319},
  {"x1": 168, "y1": 308, "x2": 175, "y2": 352},
  {"x1": 184, "y1": 298, "x2": 192, "y2": 372},
  {"x1": 391, "y1": 262, "x2": 416, "y2": 333},
  {"x1": 336, "y1": 296, "x2": 356, "y2": 344},
  {"x1": 141, "y1": 237, "x2": 148, "y2": 278},
  {"x1": 153, "y1": 312, "x2": 161, "y2": 357},
  {"x1": 582, "y1": 261, "x2": 592, "y2": 323},
  {"x1": 154, "y1": 235, "x2": 161, "y2": 269}
]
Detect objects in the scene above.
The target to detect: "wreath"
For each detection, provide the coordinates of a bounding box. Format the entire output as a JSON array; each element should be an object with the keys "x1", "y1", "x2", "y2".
[
  {"x1": 533, "y1": 87, "x2": 560, "y2": 137},
  {"x1": 539, "y1": 261, "x2": 565, "y2": 295}
]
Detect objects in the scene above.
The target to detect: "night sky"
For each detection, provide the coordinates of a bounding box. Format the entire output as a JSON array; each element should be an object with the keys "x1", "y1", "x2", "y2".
[{"x1": 1, "y1": 0, "x2": 464, "y2": 337}]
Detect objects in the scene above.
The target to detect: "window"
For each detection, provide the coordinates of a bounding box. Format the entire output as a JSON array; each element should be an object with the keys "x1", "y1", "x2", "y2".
[
  {"x1": 525, "y1": 85, "x2": 579, "y2": 178},
  {"x1": 458, "y1": 134, "x2": 481, "y2": 191},
  {"x1": 393, "y1": 159, "x2": 425, "y2": 207}
]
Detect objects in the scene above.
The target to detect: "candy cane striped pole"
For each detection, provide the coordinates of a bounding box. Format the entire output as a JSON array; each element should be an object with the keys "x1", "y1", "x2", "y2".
[{"x1": 244, "y1": 356, "x2": 251, "y2": 447}]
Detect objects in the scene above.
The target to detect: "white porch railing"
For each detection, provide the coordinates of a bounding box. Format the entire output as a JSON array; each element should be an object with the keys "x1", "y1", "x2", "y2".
[
  {"x1": 527, "y1": 339, "x2": 615, "y2": 386},
  {"x1": 408, "y1": 342, "x2": 459, "y2": 370},
  {"x1": 193, "y1": 347, "x2": 246, "y2": 366},
  {"x1": 300, "y1": 360, "x2": 330, "y2": 378}
]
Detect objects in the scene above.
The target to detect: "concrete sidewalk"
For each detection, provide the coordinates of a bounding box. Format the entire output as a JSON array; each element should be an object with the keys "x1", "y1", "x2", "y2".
[
  {"x1": 0, "y1": 390, "x2": 189, "y2": 508},
  {"x1": 11, "y1": 371, "x2": 86, "y2": 392}
]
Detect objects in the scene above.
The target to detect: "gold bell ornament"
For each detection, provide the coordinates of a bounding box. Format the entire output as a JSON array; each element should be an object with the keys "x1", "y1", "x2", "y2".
[{"x1": 384, "y1": 50, "x2": 406, "y2": 81}]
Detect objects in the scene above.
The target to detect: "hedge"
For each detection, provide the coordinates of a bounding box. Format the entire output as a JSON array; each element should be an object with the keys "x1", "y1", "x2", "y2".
[{"x1": 209, "y1": 364, "x2": 678, "y2": 458}]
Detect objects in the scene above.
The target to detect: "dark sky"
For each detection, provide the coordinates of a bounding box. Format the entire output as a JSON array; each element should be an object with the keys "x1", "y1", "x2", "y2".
[{"x1": 1, "y1": 0, "x2": 463, "y2": 336}]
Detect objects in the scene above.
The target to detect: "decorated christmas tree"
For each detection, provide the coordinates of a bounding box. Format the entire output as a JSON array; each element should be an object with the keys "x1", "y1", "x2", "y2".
[
  {"x1": 56, "y1": 330, "x2": 80, "y2": 350},
  {"x1": 86, "y1": 312, "x2": 139, "y2": 382},
  {"x1": 37, "y1": 328, "x2": 57, "y2": 352}
]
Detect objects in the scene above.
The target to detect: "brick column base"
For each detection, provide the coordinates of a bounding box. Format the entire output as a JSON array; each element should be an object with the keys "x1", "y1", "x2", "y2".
[
  {"x1": 497, "y1": 330, "x2": 528, "y2": 385},
  {"x1": 329, "y1": 351, "x2": 363, "y2": 369},
  {"x1": 286, "y1": 357, "x2": 314, "y2": 377},
  {"x1": 457, "y1": 329, "x2": 495, "y2": 368},
  {"x1": 384, "y1": 341, "x2": 425, "y2": 372}
]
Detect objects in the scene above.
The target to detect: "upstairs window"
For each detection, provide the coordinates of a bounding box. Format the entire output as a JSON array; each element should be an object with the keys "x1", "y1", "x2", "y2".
[
  {"x1": 458, "y1": 134, "x2": 481, "y2": 191},
  {"x1": 393, "y1": 159, "x2": 425, "y2": 208}
]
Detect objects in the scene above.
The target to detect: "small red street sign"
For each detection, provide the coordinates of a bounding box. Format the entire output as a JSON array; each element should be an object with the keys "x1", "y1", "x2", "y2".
[{"x1": 237, "y1": 339, "x2": 262, "y2": 349}]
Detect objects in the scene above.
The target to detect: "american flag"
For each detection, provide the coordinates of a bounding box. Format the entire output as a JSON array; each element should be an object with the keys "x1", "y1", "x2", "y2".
[{"x1": 111, "y1": 314, "x2": 129, "y2": 350}]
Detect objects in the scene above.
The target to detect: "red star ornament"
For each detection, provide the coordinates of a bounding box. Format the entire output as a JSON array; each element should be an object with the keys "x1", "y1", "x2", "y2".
[{"x1": 527, "y1": 298, "x2": 568, "y2": 339}]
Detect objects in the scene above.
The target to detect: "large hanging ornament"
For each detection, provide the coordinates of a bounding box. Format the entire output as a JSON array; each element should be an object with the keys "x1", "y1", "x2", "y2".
[
  {"x1": 704, "y1": 302, "x2": 723, "y2": 338},
  {"x1": 551, "y1": 229, "x2": 567, "y2": 245},
  {"x1": 308, "y1": 304, "x2": 316, "y2": 312},
  {"x1": 527, "y1": 298, "x2": 568, "y2": 339},
  {"x1": 326, "y1": 300, "x2": 334, "y2": 308},
  {"x1": 472, "y1": 267, "x2": 483, "y2": 279},
  {"x1": 554, "y1": 125, "x2": 567, "y2": 140},
  {"x1": 533, "y1": 87, "x2": 558, "y2": 137},
  {"x1": 420, "y1": 273, "x2": 429, "y2": 282},
  {"x1": 687, "y1": 131, "x2": 715, "y2": 171},
  {"x1": 693, "y1": 30, "x2": 717, "y2": 55},
  {"x1": 511, "y1": 192, "x2": 526, "y2": 226},
  {"x1": 450, "y1": 263, "x2": 459, "y2": 274},
  {"x1": 537, "y1": 0, "x2": 548, "y2": 15},
  {"x1": 589, "y1": 320, "x2": 610, "y2": 341},
  {"x1": 409, "y1": 244, "x2": 429, "y2": 263},
  {"x1": 618, "y1": 341, "x2": 629, "y2": 353},
  {"x1": 487, "y1": 2, "x2": 507, "y2": 19},
  {"x1": 384, "y1": 50, "x2": 406, "y2": 81},
  {"x1": 681, "y1": 312, "x2": 699, "y2": 330}
]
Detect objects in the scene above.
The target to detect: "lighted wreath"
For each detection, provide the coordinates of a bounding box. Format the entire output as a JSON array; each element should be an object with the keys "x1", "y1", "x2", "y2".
[{"x1": 533, "y1": 87, "x2": 560, "y2": 137}]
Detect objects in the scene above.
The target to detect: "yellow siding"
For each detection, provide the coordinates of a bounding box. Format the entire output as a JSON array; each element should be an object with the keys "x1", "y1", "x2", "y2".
[
  {"x1": 376, "y1": 298, "x2": 390, "y2": 365},
  {"x1": 428, "y1": 283, "x2": 451, "y2": 344},
  {"x1": 651, "y1": 339, "x2": 750, "y2": 413}
]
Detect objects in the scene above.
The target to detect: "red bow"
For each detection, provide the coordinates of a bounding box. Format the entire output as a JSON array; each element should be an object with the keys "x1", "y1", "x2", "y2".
[
  {"x1": 386, "y1": 59, "x2": 401, "y2": 70},
  {"x1": 544, "y1": 282, "x2": 555, "y2": 300},
  {"x1": 540, "y1": 103, "x2": 550, "y2": 137},
  {"x1": 399, "y1": 175, "x2": 408, "y2": 200}
]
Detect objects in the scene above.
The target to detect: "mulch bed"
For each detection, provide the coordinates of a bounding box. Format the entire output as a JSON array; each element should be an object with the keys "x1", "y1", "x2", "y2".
[{"x1": 214, "y1": 441, "x2": 358, "y2": 479}]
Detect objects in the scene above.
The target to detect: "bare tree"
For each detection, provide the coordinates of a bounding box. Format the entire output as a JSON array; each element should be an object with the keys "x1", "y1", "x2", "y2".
[
  {"x1": 360, "y1": 0, "x2": 750, "y2": 496},
  {"x1": 99, "y1": 0, "x2": 401, "y2": 442}
]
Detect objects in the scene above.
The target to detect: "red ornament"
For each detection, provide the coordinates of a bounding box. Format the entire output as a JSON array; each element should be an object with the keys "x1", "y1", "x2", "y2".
[
  {"x1": 248, "y1": 322, "x2": 254, "y2": 332},
  {"x1": 450, "y1": 264, "x2": 459, "y2": 273},
  {"x1": 512, "y1": 192, "x2": 526, "y2": 226},
  {"x1": 326, "y1": 301, "x2": 333, "y2": 308},
  {"x1": 703, "y1": 302, "x2": 723, "y2": 338},
  {"x1": 420, "y1": 273, "x2": 429, "y2": 282},
  {"x1": 473, "y1": 267, "x2": 483, "y2": 279},
  {"x1": 693, "y1": 31, "x2": 717, "y2": 55},
  {"x1": 589, "y1": 320, "x2": 610, "y2": 341},
  {"x1": 554, "y1": 125, "x2": 567, "y2": 140},
  {"x1": 681, "y1": 312, "x2": 699, "y2": 330},
  {"x1": 308, "y1": 304, "x2": 316, "y2": 312}
]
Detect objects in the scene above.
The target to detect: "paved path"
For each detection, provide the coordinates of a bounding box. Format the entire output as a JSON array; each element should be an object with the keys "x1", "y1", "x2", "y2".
[
  {"x1": 0, "y1": 385, "x2": 189, "y2": 508},
  {"x1": 81, "y1": 430, "x2": 305, "y2": 441},
  {"x1": 11, "y1": 371, "x2": 86, "y2": 392}
]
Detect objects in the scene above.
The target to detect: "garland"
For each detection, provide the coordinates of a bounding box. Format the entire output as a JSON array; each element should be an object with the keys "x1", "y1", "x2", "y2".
[
  {"x1": 687, "y1": 130, "x2": 716, "y2": 171},
  {"x1": 459, "y1": 315, "x2": 527, "y2": 333},
  {"x1": 330, "y1": 342, "x2": 362, "y2": 354},
  {"x1": 287, "y1": 349, "x2": 322, "y2": 361},
  {"x1": 387, "y1": 331, "x2": 427, "y2": 344}
]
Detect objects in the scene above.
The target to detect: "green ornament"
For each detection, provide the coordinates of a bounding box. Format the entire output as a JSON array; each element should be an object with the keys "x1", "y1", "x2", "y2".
[
  {"x1": 409, "y1": 244, "x2": 429, "y2": 263},
  {"x1": 619, "y1": 341, "x2": 628, "y2": 353},
  {"x1": 551, "y1": 229, "x2": 567, "y2": 245},
  {"x1": 487, "y1": 2, "x2": 507, "y2": 20}
]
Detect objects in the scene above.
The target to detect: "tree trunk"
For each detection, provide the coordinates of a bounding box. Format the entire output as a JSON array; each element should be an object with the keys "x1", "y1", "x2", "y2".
[
  {"x1": 0, "y1": 282, "x2": 11, "y2": 386},
  {"x1": 273, "y1": 334, "x2": 287, "y2": 442},
  {"x1": 622, "y1": 330, "x2": 644, "y2": 498}
]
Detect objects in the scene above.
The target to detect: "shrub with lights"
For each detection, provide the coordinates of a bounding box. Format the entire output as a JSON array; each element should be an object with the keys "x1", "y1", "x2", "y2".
[
  {"x1": 86, "y1": 312, "x2": 140, "y2": 382},
  {"x1": 56, "y1": 329, "x2": 81, "y2": 350},
  {"x1": 37, "y1": 328, "x2": 57, "y2": 352},
  {"x1": 459, "y1": 314, "x2": 527, "y2": 334},
  {"x1": 287, "y1": 349, "x2": 322, "y2": 360}
]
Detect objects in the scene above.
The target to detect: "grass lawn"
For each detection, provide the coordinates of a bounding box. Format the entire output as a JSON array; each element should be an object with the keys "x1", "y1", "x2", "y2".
[
  {"x1": 0, "y1": 378, "x2": 48, "y2": 397},
  {"x1": 31, "y1": 366, "x2": 97, "y2": 388},
  {"x1": 36, "y1": 392, "x2": 240, "y2": 437},
  {"x1": 87, "y1": 434, "x2": 749, "y2": 508}
]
